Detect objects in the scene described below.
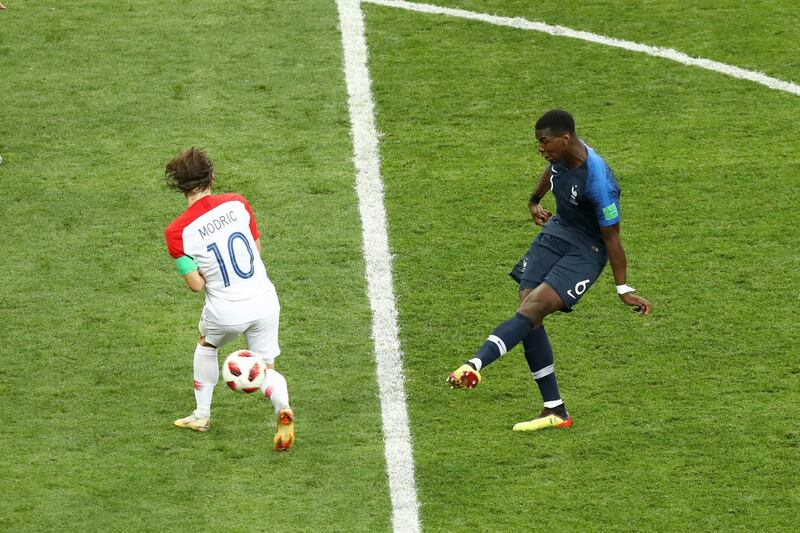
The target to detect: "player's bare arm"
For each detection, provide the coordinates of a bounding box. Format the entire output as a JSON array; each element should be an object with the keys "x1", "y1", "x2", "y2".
[
  {"x1": 255, "y1": 238, "x2": 262, "y2": 254},
  {"x1": 183, "y1": 269, "x2": 205, "y2": 292},
  {"x1": 600, "y1": 223, "x2": 653, "y2": 315},
  {"x1": 528, "y1": 165, "x2": 553, "y2": 227}
]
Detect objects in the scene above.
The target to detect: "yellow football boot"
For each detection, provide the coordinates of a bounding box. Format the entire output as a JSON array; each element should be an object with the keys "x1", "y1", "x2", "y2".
[
  {"x1": 447, "y1": 364, "x2": 481, "y2": 389},
  {"x1": 174, "y1": 414, "x2": 211, "y2": 433},
  {"x1": 274, "y1": 408, "x2": 295, "y2": 452},
  {"x1": 513, "y1": 407, "x2": 572, "y2": 432}
]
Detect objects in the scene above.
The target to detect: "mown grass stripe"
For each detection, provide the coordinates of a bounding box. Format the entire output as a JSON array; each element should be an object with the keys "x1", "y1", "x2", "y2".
[{"x1": 336, "y1": 1, "x2": 422, "y2": 531}]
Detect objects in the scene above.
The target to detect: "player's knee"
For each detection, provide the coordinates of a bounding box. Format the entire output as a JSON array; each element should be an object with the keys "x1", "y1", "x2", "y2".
[
  {"x1": 198, "y1": 335, "x2": 218, "y2": 349},
  {"x1": 517, "y1": 299, "x2": 546, "y2": 325},
  {"x1": 518, "y1": 288, "x2": 534, "y2": 306},
  {"x1": 519, "y1": 283, "x2": 563, "y2": 320},
  {"x1": 517, "y1": 293, "x2": 559, "y2": 325}
]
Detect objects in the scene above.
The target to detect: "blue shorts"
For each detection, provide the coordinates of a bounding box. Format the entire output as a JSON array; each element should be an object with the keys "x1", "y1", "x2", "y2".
[{"x1": 510, "y1": 233, "x2": 607, "y2": 312}]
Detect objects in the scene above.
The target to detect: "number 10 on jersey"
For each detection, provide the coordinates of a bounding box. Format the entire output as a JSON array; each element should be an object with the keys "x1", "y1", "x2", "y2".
[{"x1": 207, "y1": 232, "x2": 255, "y2": 287}]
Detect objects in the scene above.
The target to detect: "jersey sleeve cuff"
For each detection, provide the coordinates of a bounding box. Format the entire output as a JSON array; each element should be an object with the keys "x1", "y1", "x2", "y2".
[
  {"x1": 598, "y1": 217, "x2": 620, "y2": 227},
  {"x1": 175, "y1": 255, "x2": 198, "y2": 276}
]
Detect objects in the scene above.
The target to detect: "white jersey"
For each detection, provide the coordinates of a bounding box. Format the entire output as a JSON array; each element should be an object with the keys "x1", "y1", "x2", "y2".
[{"x1": 165, "y1": 193, "x2": 278, "y2": 325}]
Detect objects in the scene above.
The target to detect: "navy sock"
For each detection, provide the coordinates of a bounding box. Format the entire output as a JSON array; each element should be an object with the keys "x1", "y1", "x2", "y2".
[
  {"x1": 522, "y1": 326, "x2": 562, "y2": 405},
  {"x1": 471, "y1": 313, "x2": 533, "y2": 370}
]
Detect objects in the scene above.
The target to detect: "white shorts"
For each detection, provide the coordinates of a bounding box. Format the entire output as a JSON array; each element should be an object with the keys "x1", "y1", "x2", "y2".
[{"x1": 198, "y1": 307, "x2": 281, "y2": 363}]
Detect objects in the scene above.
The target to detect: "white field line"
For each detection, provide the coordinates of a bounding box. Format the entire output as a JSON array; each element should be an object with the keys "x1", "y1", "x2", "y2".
[
  {"x1": 335, "y1": 1, "x2": 422, "y2": 532},
  {"x1": 365, "y1": 0, "x2": 800, "y2": 97}
]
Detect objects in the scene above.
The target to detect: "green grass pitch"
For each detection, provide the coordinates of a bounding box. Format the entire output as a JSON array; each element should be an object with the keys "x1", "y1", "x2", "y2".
[{"x1": 1, "y1": 1, "x2": 798, "y2": 531}]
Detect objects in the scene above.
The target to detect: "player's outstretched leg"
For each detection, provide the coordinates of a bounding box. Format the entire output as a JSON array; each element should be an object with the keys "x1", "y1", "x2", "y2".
[
  {"x1": 447, "y1": 312, "x2": 533, "y2": 389},
  {"x1": 261, "y1": 368, "x2": 294, "y2": 451},
  {"x1": 175, "y1": 343, "x2": 219, "y2": 432},
  {"x1": 449, "y1": 284, "x2": 562, "y2": 390},
  {"x1": 513, "y1": 326, "x2": 572, "y2": 432}
]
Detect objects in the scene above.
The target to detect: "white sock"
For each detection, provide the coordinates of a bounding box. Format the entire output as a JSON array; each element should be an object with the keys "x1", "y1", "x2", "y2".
[
  {"x1": 192, "y1": 343, "x2": 219, "y2": 419},
  {"x1": 543, "y1": 399, "x2": 564, "y2": 409},
  {"x1": 260, "y1": 368, "x2": 290, "y2": 414}
]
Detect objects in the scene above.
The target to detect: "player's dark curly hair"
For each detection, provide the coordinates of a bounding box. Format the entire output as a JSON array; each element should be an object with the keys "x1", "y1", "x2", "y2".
[
  {"x1": 535, "y1": 109, "x2": 576, "y2": 134},
  {"x1": 165, "y1": 147, "x2": 214, "y2": 193}
]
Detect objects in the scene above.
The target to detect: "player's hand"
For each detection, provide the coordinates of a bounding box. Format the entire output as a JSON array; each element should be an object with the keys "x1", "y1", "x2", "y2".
[
  {"x1": 528, "y1": 202, "x2": 552, "y2": 227},
  {"x1": 620, "y1": 292, "x2": 652, "y2": 315}
]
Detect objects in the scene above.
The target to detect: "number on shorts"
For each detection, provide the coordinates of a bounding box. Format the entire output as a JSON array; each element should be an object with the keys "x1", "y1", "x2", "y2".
[
  {"x1": 207, "y1": 232, "x2": 255, "y2": 287},
  {"x1": 566, "y1": 279, "x2": 591, "y2": 300}
]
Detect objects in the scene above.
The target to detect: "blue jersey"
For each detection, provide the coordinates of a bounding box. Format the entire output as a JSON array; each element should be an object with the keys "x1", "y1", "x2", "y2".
[{"x1": 541, "y1": 143, "x2": 621, "y2": 254}]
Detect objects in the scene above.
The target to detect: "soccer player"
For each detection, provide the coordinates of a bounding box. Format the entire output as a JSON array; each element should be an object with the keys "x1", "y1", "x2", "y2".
[
  {"x1": 447, "y1": 109, "x2": 652, "y2": 431},
  {"x1": 163, "y1": 147, "x2": 294, "y2": 451}
]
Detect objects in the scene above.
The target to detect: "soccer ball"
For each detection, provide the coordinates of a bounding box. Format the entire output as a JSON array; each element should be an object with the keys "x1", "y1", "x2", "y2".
[{"x1": 222, "y1": 350, "x2": 266, "y2": 393}]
